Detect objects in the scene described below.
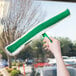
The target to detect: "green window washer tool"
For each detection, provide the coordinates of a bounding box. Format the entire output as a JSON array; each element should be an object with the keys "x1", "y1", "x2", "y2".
[{"x1": 5, "y1": 9, "x2": 70, "y2": 56}]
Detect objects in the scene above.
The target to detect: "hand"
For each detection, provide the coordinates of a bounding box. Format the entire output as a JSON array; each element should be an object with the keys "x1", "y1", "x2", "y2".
[
  {"x1": 43, "y1": 37, "x2": 62, "y2": 57},
  {"x1": 43, "y1": 37, "x2": 70, "y2": 76}
]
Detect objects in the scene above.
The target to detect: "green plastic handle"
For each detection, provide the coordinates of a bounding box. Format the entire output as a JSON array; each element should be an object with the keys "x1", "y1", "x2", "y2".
[{"x1": 42, "y1": 33, "x2": 52, "y2": 43}]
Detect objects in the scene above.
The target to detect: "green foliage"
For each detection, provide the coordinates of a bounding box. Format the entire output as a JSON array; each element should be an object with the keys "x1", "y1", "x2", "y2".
[
  {"x1": 57, "y1": 37, "x2": 74, "y2": 56},
  {"x1": 7, "y1": 69, "x2": 12, "y2": 73},
  {"x1": 16, "y1": 62, "x2": 23, "y2": 66},
  {"x1": 13, "y1": 68, "x2": 17, "y2": 70},
  {"x1": 11, "y1": 70, "x2": 21, "y2": 76},
  {"x1": 6, "y1": 67, "x2": 13, "y2": 73},
  {"x1": 16, "y1": 70, "x2": 21, "y2": 74},
  {"x1": 30, "y1": 38, "x2": 47, "y2": 62},
  {"x1": 17, "y1": 45, "x2": 33, "y2": 59},
  {"x1": 12, "y1": 62, "x2": 23, "y2": 66},
  {"x1": 12, "y1": 62, "x2": 16, "y2": 66}
]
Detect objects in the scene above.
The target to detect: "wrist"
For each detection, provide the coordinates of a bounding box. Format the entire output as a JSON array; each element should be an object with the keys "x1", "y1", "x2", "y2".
[{"x1": 54, "y1": 52, "x2": 62, "y2": 60}]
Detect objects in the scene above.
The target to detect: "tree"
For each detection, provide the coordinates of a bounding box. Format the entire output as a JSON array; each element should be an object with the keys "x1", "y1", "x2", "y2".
[
  {"x1": 17, "y1": 45, "x2": 33, "y2": 60},
  {"x1": 71, "y1": 41, "x2": 76, "y2": 56},
  {"x1": 30, "y1": 39, "x2": 44, "y2": 62},
  {"x1": 0, "y1": 49, "x2": 7, "y2": 60},
  {"x1": 0, "y1": 0, "x2": 44, "y2": 67},
  {"x1": 57, "y1": 37, "x2": 73, "y2": 56},
  {"x1": 30, "y1": 37, "x2": 50, "y2": 62}
]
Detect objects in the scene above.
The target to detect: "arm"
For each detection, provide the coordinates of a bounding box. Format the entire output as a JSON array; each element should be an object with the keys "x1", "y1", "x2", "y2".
[{"x1": 43, "y1": 37, "x2": 70, "y2": 76}]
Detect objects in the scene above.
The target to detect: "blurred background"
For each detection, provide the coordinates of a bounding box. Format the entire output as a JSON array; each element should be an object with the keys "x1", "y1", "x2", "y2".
[{"x1": 0, "y1": 0, "x2": 76, "y2": 76}]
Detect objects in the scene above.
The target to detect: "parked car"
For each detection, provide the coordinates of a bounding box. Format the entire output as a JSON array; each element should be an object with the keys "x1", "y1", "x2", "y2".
[
  {"x1": 0, "y1": 59, "x2": 8, "y2": 68},
  {"x1": 62, "y1": 56, "x2": 70, "y2": 59},
  {"x1": 47, "y1": 58, "x2": 56, "y2": 64},
  {"x1": 70, "y1": 56, "x2": 76, "y2": 59},
  {"x1": 62, "y1": 56, "x2": 76, "y2": 63},
  {"x1": 64, "y1": 61, "x2": 76, "y2": 68},
  {"x1": 26, "y1": 59, "x2": 34, "y2": 65},
  {"x1": 31, "y1": 66, "x2": 76, "y2": 76},
  {"x1": 70, "y1": 57, "x2": 76, "y2": 62}
]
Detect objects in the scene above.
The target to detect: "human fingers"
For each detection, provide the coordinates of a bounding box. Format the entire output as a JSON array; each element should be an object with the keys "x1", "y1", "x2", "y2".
[
  {"x1": 44, "y1": 47, "x2": 49, "y2": 50},
  {"x1": 43, "y1": 37, "x2": 50, "y2": 44},
  {"x1": 43, "y1": 43, "x2": 49, "y2": 50},
  {"x1": 43, "y1": 43, "x2": 49, "y2": 48}
]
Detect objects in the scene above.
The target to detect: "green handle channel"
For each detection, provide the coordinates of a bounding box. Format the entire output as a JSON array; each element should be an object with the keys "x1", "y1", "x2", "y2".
[{"x1": 6, "y1": 9, "x2": 70, "y2": 53}]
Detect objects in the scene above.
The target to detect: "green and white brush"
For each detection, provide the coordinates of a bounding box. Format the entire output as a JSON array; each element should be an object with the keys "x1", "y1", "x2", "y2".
[{"x1": 5, "y1": 9, "x2": 70, "y2": 56}]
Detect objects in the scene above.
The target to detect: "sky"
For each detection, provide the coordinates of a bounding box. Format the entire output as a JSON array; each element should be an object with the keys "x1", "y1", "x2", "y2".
[
  {"x1": 39, "y1": 1, "x2": 76, "y2": 41},
  {"x1": 0, "y1": 1, "x2": 76, "y2": 41}
]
